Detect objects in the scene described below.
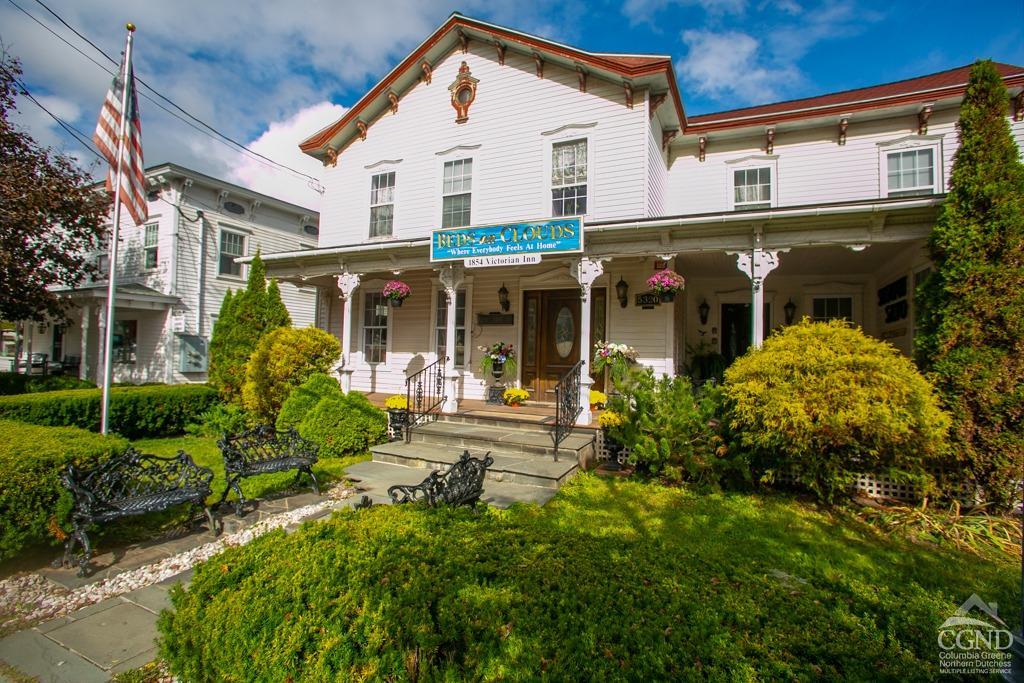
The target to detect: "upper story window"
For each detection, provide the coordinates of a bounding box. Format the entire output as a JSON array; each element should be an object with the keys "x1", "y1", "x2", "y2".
[
  {"x1": 362, "y1": 292, "x2": 388, "y2": 364},
  {"x1": 733, "y1": 167, "x2": 772, "y2": 210},
  {"x1": 219, "y1": 229, "x2": 245, "y2": 277},
  {"x1": 143, "y1": 223, "x2": 159, "y2": 270},
  {"x1": 886, "y1": 148, "x2": 935, "y2": 197},
  {"x1": 441, "y1": 159, "x2": 472, "y2": 229},
  {"x1": 551, "y1": 139, "x2": 587, "y2": 216},
  {"x1": 369, "y1": 172, "x2": 395, "y2": 237}
]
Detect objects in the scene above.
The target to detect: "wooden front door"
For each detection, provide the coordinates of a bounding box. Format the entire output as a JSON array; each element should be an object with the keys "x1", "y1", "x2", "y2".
[{"x1": 521, "y1": 289, "x2": 606, "y2": 401}]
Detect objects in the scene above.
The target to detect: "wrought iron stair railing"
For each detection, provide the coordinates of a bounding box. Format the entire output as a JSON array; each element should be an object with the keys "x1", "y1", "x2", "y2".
[
  {"x1": 552, "y1": 359, "x2": 584, "y2": 461},
  {"x1": 405, "y1": 356, "x2": 448, "y2": 443}
]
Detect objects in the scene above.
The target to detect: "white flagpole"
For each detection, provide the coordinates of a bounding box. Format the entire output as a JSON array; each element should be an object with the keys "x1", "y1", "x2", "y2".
[{"x1": 100, "y1": 23, "x2": 136, "y2": 435}]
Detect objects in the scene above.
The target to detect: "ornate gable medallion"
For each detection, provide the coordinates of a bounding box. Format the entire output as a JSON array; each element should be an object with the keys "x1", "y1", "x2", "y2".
[{"x1": 448, "y1": 61, "x2": 479, "y2": 124}]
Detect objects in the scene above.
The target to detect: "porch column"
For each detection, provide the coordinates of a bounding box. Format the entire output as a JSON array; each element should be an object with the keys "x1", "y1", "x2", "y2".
[
  {"x1": 80, "y1": 305, "x2": 91, "y2": 381},
  {"x1": 573, "y1": 257, "x2": 605, "y2": 425},
  {"x1": 732, "y1": 234, "x2": 783, "y2": 349},
  {"x1": 336, "y1": 273, "x2": 360, "y2": 393},
  {"x1": 439, "y1": 264, "x2": 464, "y2": 413},
  {"x1": 96, "y1": 306, "x2": 107, "y2": 383}
]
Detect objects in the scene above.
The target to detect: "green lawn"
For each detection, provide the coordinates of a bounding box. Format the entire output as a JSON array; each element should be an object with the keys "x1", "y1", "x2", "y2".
[
  {"x1": 159, "y1": 474, "x2": 1020, "y2": 681},
  {"x1": 132, "y1": 435, "x2": 368, "y2": 506}
]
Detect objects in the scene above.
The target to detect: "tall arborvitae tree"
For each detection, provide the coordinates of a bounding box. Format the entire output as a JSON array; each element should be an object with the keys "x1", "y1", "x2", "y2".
[
  {"x1": 915, "y1": 60, "x2": 1024, "y2": 509},
  {"x1": 208, "y1": 252, "x2": 291, "y2": 401}
]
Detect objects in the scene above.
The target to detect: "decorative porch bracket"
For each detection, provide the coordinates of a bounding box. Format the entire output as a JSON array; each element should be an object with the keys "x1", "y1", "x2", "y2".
[
  {"x1": 572, "y1": 257, "x2": 606, "y2": 425},
  {"x1": 336, "y1": 272, "x2": 361, "y2": 393},
  {"x1": 730, "y1": 240, "x2": 786, "y2": 349},
  {"x1": 438, "y1": 263, "x2": 465, "y2": 413}
]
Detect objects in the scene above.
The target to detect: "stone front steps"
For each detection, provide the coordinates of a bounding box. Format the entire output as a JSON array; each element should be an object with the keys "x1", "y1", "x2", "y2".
[{"x1": 343, "y1": 413, "x2": 596, "y2": 508}]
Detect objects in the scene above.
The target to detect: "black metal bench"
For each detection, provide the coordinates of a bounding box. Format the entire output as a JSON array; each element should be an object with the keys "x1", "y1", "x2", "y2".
[
  {"x1": 386, "y1": 450, "x2": 494, "y2": 506},
  {"x1": 217, "y1": 425, "x2": 319, "y2": 517},
  {"x1": 57, "y1": 448, "x2": 217, "y2": 576}
]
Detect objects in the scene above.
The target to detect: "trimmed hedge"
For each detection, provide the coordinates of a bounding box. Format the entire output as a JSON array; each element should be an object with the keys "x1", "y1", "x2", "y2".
[
  {"x1": 0, "y1": 384, "x2": 219, "y2": 438},
  {"x1": 0, "y1": 420, "x2": 128, "y2": 560},
  {"x1": 0, "y1": 373, "x2": 94, "y2": 395}
]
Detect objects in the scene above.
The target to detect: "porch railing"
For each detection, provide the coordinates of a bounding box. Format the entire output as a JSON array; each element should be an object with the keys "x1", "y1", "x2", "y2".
[
  {"x1": 552, "y1": 359, "x2": 584, "y2": 461},
  {"x1": 405, "y1": 356, "x2": 448, "y2": 443}
]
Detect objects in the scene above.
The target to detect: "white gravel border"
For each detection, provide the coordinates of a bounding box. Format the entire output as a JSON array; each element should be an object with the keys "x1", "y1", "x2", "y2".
[{"x1": 0, "y1": 485, "x2": 357, "y2": 634}]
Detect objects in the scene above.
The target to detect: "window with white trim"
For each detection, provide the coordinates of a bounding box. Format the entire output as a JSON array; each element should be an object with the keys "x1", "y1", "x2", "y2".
[
  {"x1": 733, "y1": 167, "x2": 772, "y2": 210},
  {"x1": 441, "y1": 159, "x2": 472, "y2": 229},
  {"x1": 812, "y1": 296, "x2": 853, "y2": 322},
  {"x1": 362, "y1": 292, "x2": 388, "y2": 364},
  {"x1": 143, "y1": 223, "x2": 158, "y2": 270},
  {"x1": 435, "y1": 290, "x2": 466, "y2": 366},
  {"x1": 551, "y1": 139, "x2": 587, "y2": 216},
  {"x1": 218, "y1": 229, "x2": 245, "y2": 277},
  {"x1": 369, "y1": 172, "x2": 395, "y2": 237},
  {"x1": 886, "y1": 148, "x2": 935, "y2": 197}
]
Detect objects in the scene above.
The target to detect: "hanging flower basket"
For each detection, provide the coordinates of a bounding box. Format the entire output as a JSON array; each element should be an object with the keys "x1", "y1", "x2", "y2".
[
  {"x1": 646, "y1": 270, "x2": 685, "y2": 302},
  {"x1": 382, "y1": 280, "x2": 411, "y2": 307}
]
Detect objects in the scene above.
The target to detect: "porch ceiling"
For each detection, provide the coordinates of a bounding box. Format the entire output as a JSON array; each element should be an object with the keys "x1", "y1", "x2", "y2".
[{"x1": 676, "y1": 241, "x2": 926, "y2": 278}]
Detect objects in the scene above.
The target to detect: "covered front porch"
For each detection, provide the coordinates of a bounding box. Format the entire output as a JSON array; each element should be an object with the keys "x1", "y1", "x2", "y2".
[{"x1": 256, "y1": 195, "x2": 940, "y2": 427}]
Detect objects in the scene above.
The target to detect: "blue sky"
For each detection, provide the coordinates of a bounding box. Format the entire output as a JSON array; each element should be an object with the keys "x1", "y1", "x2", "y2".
[{"x1": 2, "y1": 0, "x2": 1022, "y2": 208}]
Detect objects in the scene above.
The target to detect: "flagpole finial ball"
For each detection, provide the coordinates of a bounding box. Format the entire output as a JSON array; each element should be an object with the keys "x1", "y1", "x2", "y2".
[{"x1": 126, "y1": 22, "x2": 136, "y2": 32}]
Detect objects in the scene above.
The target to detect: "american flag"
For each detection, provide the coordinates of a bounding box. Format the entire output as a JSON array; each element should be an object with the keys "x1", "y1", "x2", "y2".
[{"x1": 93, "y1": 55, "x2": 147, "y2": 226}]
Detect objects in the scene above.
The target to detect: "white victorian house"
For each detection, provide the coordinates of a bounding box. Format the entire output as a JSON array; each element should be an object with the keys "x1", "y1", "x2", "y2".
[
  {"x1": 252, "y1": 13, "x2": 1024, "y2": 426},
  {"x1": 2, "y1": 163, "x2": 319, "y2": 384}
]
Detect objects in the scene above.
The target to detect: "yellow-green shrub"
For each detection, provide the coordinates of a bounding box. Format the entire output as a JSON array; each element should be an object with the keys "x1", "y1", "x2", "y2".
[
  {"x1": 724, "y1": 319, "x2": 950, "y2": 502},
  {"x1": 241, "y1": 327, "x2": 340, "y2": 422}
]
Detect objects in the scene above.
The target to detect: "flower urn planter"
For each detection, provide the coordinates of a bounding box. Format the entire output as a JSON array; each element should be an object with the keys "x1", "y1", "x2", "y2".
[
  {"x1": 387, "y1": 409, "x2": 408, "y2": 441},
  {"x1": 491, "y1": 361, "x2": 505, "y2": 380},
  {"x1": 602, "y1": 429, "x2": 624, "y2": 471}
]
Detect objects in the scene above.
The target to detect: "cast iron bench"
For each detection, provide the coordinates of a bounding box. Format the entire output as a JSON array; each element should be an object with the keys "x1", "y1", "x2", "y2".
[
  {"x1": 218, "y1": 425, "x2": 319, "y2": 517},
  {"x1": 361, "y1": 450, "x2": 493, "y2": 508},
  {"x1": 57, "y1": 448, "x2": 217, "y2": 576}
]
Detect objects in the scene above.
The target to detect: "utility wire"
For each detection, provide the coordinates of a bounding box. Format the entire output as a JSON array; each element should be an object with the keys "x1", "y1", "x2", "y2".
[{"x1": 12, "y1": 0, "x2": 325, "y2": 193}]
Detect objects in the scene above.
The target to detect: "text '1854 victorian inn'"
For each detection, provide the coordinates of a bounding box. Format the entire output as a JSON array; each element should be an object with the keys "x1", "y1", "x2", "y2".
[{"x1": 245, "y1": 12, "x2": 1024, "y2": 425}]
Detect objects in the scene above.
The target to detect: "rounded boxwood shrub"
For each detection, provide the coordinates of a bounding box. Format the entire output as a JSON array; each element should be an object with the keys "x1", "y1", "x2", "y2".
[
  {"x1": 0, "y1": 384, "x2": 219, "y2": 438},
  {"x1": 241, "y1": 327, "x2": 341, "y2": 422},
  {"x1": 0, "y1": 420, "x2": 128, "y2": 560},
  {"x1": 297, "y1": 390, "x2": 387, "y2": 458},
  {"x1": 275, "y1": 372, "x2": 342, "y2": 431},
  {"x1": 723, "y1": 319, "x2": 950, "y2": 501}
]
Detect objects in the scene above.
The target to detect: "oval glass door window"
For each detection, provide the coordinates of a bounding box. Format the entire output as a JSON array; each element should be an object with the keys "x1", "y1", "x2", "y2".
[{"x1": 555, "y1": 306, "x2": 575, "y2": 358}]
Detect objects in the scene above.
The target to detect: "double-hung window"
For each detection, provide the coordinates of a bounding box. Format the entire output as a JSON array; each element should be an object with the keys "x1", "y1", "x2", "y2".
[
  {"x1": 551, "y1": 139, "x2": 587, "y2": 216},
  {"x1": 886, "y1": 148, "x2": 935, "y2": 197},
  {"x1": 362, "y1": 292, "x2": 388, "y2": 364},
  {"x1": 435, "y1": 290, "x2": 466, "y2": 366},
  {"x1": 441, "y1": 159, "x2": 472, "y2": 229},
  {"x1": 733, "y1": 167, "x2": 772, "y2": 210},
  {"x1": 219, "y1": 230, "x2": 245, "y2": 277},
  {"x1": 812, "y1": 297, "x2": 853, "y2": 322},
  {"x1": 143, "y1": 223, "x2": 159, "y2": 270},
  {"x1": 369, "y1": 172, "x2": 395, "y2": 237}
]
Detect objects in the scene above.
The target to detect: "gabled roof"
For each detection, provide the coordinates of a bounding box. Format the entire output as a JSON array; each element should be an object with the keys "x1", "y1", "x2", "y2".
[
  {"x1": 299, "y1": 13, "x2": 684, "y2": 159},
  {"x1": 686, "y1": 62, "x2": 1024, "y2": 133}
]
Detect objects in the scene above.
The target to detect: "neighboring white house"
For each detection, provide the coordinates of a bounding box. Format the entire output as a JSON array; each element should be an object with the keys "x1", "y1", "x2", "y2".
[
  {"x1": 1, "y1": 163, "x2": 320, "y2": 384},
  {"x1": 233, "y1": 15, "x2": 1023, "y2": 423}
]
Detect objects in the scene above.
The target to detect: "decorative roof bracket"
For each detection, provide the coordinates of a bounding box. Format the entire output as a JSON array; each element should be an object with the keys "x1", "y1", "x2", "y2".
[
  {"x1": 918, "y1": 103, "x2": 933, "y2": 135},
  {"x1": 623, "y1": 81, "x2": 634, "y2": 109},
  {"x1": 698, "y1": 135, "x2": 707, "y2": 162},
  {"x1": 765, "y1": 127, "x2": 775, "y2": 154},
  {"x1": 838, "y1": 116, "x2": 850, "y2": 145},
  {"x1": 649, "y1": 92, "x2": 668, "y2": 120}
]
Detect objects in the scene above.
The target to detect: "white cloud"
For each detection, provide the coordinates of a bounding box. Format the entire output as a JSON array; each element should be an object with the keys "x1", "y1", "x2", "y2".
[
  {"x1": 677, "y1": 30, "x2": 801, "y2": 104},
  {"x1": 224, "y1": 101, "x2": 346, "y2": 210}
]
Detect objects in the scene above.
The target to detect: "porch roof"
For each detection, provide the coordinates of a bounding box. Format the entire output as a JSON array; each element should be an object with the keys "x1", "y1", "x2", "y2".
[
  {"x1": 249, "y1": 194, "x2": 943, "y2": 282},
  {"x1": 58, "y1": 283, "x2": 180, "y2": 311}
]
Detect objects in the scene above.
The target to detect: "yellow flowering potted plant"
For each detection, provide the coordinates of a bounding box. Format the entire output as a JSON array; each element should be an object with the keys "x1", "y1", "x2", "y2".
[
  {"x1": 589, "y1": 389, "x2": 607, "y2": 411},
  {"x1": 384, "y1": 394, "x2": 408, "y2": 441},
  {"x1": 502, "y1": 387, "x2": 529, "y2": 407}
]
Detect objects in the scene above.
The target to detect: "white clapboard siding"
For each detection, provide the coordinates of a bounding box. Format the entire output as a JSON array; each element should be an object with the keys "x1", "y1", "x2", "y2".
[
  {"x1": 646, "y1": 111, "x2": 668, "y2": 216},
  {"x1": 319, "y1": 42, "x2": 650, "y2": 247},
  {"x1": 667, "y1": 110, "x2": 1024, "y2": 215}
]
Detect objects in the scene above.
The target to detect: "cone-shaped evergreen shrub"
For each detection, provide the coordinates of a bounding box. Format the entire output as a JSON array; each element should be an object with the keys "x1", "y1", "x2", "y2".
[
  {"x1": 724, "y1": 320, "x2": 950, "y2": 502},
  {"x1": 914, "y1": 60, "x2": 1024, "y2": 509},
  {"x1": 208, "y1": 252, "x2": 291, "y2": 402}
]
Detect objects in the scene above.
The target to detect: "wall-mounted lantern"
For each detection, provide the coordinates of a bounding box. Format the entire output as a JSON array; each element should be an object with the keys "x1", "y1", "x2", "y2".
[
  {"x1": 498, "y1": 283, "x2": 510, "y2": 312},
  {"x1": 698, "y1": 299, "x2": 710, "y2": 325},
  {"x1": 784, "y1": 298, "x2": 797, "y2": 325},
  {"x1": 615, "y1": 277, "x2": 629, "y2": 308}
]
